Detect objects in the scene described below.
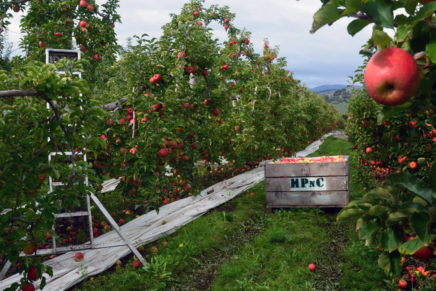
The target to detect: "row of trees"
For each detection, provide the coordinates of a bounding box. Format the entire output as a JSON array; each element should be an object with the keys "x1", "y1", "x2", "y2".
[{"x1": 0, "y1": 1, "x2": 342, "y2": 289}]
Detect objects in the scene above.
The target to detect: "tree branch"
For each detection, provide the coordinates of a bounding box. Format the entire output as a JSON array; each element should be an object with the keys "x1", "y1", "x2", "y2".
[{"x1": 0, "y1": 89, "x2": 39, "y2": 99}]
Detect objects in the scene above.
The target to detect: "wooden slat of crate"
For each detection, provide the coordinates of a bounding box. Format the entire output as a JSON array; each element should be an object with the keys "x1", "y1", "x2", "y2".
[
  {"x1": 265, "y1": 161, "x2": 348, "y2": 177},
  {"x1": 265, "y1": 176, "x2": 348, "y2": 192},
  {"x1": 266, "y1": 191, "x2": 349, "y2": 208}
]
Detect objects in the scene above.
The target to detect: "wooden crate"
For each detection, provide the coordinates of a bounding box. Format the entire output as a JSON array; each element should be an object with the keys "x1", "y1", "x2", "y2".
[{"x1": 264, "y1": 156, "x2": 349, "y2": 212}]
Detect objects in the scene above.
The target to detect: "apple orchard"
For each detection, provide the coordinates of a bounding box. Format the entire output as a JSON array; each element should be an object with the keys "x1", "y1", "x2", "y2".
[{"x1": 0, "y1": 0, "x2": 435, "y2": 290}]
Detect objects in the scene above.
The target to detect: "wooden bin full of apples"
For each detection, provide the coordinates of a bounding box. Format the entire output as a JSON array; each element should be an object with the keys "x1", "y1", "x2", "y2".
[{"x1": 264, "y1": 156, "x2": 349, "y2": 212}]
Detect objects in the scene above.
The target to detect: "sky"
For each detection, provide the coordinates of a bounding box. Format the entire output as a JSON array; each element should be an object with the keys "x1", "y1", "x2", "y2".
[{"x1": 4, "y1": 0, "x2": 373, "y2": 88}]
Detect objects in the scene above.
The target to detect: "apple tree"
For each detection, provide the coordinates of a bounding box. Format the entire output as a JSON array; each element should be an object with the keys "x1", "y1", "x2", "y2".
[
  {"x1": 0, "y1": 0, "x2": 121, "y2": 86},
  {"x1": 312, "y1": 0, "x2": 436, "y2": 278}
]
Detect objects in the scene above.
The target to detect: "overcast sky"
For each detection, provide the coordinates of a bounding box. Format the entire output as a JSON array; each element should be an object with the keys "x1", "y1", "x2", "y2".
[{"x1": 5, "y1": 0, "x2": 373, "y2": 88}]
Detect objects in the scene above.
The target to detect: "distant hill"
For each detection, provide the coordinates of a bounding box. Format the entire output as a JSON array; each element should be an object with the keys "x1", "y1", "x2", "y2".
[
  {"x1": 311, "y1": 84, "x2": 346, "y2": 93},
  {"x1": 311, "y1": 84, "x2": 363, "y2": 113}
]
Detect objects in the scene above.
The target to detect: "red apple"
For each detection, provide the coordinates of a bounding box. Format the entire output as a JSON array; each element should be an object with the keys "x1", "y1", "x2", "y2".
[
  {"x1": 93, "y1": 53, "x2": 99, "y2": 61},
  {"x1": 185, "y1": 65, "x2": 194, "y2": 74},
  {"x1": 27, "y1": 267, "x2": 37, "y2": 281},
  {"x1": 23, "y1": 242, "x2": 36, "y2": 255},
  {"x1": 21, "y1": 283, "x2": 35, "y2": 291},
  {"x1": 364, "y1": 47, "x2": 420, "y2": 106},
  {"x1": 409, "y1": 161, "x2": 418, "y2": 169},
  {"x1": 132, "y1": 260, "x2": 141, "y2": 269},
  {"x1": 413, "y1": 246, "x2": 434, "y2": 259},
  {"x1": 87, "y1": 4, "x2": 94, "y2": 11},
  {"x1": 38, "y1": 173, "x2": 46, "y2": 182},
  {"x1": 38, "y1": 41, "x2": 44, "y2": 47},
  {"x1": 308, "y1": 263, "x2": 316, "y2": 271},
  {"x1": 79, "y1": 0, "x2": 88, "y2": 8},
  {"x1": 13, "y1": 5, "x2": 20, "y2": 12},
  {"x1": 398, "y1": 279, "x2": 407, "y2": 289},
  {"x1": 194, "y1": 11, "x2": 199, "y2": 17},
  {"x1": 80, "y1": 44, "x2": 85, "y2": 51},
  {"x1": 150, "y1": 73, "x2": 162, "y2": 84},
  {"x1": 365, "y1": 147, "x2": 372, "y2": 154},
  {"x1": 158, "y1": 148, "x2": 170, "y2": 158},
  {"x1": 177, "y1": 51, "x2": 186, "y2": 59},
  {"x1": 212, "y1": 108, "x2": 219, "y2": 116},
  {"x1": 197, "y1": 21, "x2": 203, "y2": 26},
  {"x1": 74, "y1": 252, "x2": 84, "y2": 262},
  {"x1": 53, "y1": 32, "x2": 63, "y2": 37},
  {"x1": 79, "y1": 20, "x2": 87, "y2": 28},
  {"x1": 224, "y1": 18, "x2": 229, "y2": 23}
]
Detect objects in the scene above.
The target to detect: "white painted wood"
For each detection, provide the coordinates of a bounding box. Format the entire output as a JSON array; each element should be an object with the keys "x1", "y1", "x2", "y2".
[
  {"x1": 54, "y1": 212, "x2": 89, "y2": 218},
  {"x1": 0, "y1": 131, "x2": 344, "y2": 290},
  {"x1": 89, "y1": 193, "x2": 146, "y2": 267},
  {"x1": 100, "y1": 178, "x2": 121, "y2": 193},
  {"x1": 0, "y1": 261, "x2": 11, "y2": 280}
]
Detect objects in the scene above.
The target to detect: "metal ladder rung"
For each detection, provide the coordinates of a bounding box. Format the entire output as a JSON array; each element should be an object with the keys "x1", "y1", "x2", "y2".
[{"x1": 54, "y1": 211, "x2": 89, "y2": 218}]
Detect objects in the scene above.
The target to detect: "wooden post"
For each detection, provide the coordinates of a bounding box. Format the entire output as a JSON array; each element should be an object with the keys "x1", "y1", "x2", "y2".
[{"x1": 89, "y1": 193, "x2": 147, "y2": 268}]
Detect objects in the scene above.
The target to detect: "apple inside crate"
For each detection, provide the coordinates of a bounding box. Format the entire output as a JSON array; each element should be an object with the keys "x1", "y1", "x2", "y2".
[{"x1": 264, "y1": 156, "x2": 349, "y2": 212}]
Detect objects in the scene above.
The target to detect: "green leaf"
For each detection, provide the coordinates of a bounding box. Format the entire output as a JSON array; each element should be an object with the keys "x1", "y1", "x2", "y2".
[
  {"x1": 381, "y1": 228, "x2": 402, "y2": 253},
  {"x1": 377, "y1": 252, "x2": 391, "y2": 273},
  {"x1": 396, "y1": 25, "x2": 411, "y2": 42},
  {"x1": 378, "y1": 251, "x2": 401, "y2": 275},
  {"x1": 359, "y1": 220, "x2": 380, "y2": 239},
  {"x1": 347, "y1": 19, "x2": 372, "y2": 36},
  {"x1": 431, "y1": 160, "x2": 436, "y2": 192},
  {"x1": 387, "y1": 211, "x2": 409, "y2": 224},
  {"x1": 368, "y1": 205, "x2": 388, "y2": 217},
  {"x1": 363, "y1": 0, "x2": 394, "y2": 29},
  {"x1": 311, "y1": 1, "x2": 343, "y2": 33},
  {"x1": 336, "y1": 208, "x2": 365, "y2": 222},
  {"x1": 372, "y1": 30, "x2": 392, "y2": 48},
  {"x1": 404, "y1": 0, "x2": 418, "y2": 15},
  {"x1": 387, "y1": 173, "x2": 434, "y2": 204},
  {"x1": 410, "y1": 212, "x2": 430, "y2": 241},
  {"x1": 345, "y1": 0, "x2": 364, "y2": 13},
  {"x1": 399, "y1": 238, "x2": 424, "y2": 255},
  {"x1": 425, "y1": 40, "x2": 436, "y2": 65},
  {"x1": 390, "y1": 251, "x2": 402, "y2": 276}
]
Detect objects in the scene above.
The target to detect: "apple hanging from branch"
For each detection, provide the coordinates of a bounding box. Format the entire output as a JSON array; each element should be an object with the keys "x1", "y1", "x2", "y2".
[{"x1": 364, "y1": 47, "x2": 420, "y2": 106}]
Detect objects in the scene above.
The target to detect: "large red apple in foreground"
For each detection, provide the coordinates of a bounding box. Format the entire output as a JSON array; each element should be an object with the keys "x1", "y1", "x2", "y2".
[{"x1": 364, "y1": 47, "x2": 420, "y2": 106}]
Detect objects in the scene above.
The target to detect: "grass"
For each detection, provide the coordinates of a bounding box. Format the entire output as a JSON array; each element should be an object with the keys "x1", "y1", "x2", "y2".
[{"x1": 74, "y1": 136, "x2": 392, "y2": 291}]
